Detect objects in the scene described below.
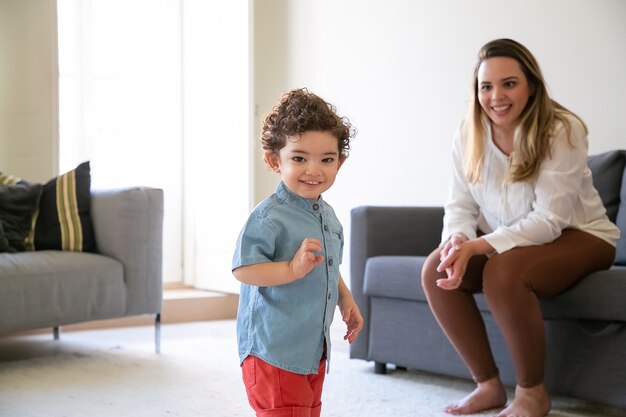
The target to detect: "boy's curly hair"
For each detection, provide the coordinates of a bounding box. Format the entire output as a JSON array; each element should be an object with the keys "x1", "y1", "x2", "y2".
[{"x1": 261, "y1": 88, "x2": 354, "y2": 158}]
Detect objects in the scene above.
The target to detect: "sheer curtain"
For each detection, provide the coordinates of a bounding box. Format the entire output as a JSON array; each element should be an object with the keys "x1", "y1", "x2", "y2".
[{"x1": 57, "y1": 0, "x2": 249, "y2": 292}]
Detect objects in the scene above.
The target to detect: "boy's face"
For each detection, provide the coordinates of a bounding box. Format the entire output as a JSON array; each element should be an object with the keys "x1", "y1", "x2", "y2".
[{"x1": 265, "y1": 131, "x2": 344, "y2": 200}]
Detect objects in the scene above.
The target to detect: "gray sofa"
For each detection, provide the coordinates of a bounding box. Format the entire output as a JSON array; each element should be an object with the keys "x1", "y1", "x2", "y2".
[
  {"x1": 350, "y1": 150, "x2": 626, "y2": 409},
  {"x1": 0, "y1": 187, "x2": 164, "y2": 351}
]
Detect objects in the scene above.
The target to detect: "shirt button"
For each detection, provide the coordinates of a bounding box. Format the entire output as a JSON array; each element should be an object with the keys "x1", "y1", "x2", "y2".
[
  {"x1": 328, "y1": 293, "x2": 331, "y2": 300},
  {"x1": 324, "y1": 225, "x2": 329, "y2": 231},
  {"x1": 313, "y1": 204, "x2": 320, "y2": 210},
  {"x1": 328, "y1": 258, "x2": 334, "y2": 266}
]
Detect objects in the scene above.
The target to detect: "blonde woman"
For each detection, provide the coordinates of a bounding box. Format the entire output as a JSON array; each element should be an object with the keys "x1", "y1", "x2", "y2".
[{"x1": 421, "y1": 39, "x2": 619, "y2": 417}]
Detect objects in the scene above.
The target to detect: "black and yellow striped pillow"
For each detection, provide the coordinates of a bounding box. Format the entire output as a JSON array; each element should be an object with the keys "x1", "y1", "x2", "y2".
[
  {"x1": 32, "y1": 161, "x2": 96, "y2": 252},
  {"x1": 0, "y1": 179, "x2": 42, "y2": 252}
]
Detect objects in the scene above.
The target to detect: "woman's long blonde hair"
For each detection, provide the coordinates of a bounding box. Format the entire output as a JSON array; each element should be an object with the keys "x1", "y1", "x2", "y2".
[{"x1": 463, "y1": 38, "x2": 587, "y2": 184}]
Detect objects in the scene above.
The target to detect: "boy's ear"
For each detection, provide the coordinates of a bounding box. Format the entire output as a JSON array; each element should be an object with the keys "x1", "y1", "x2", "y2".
[
  {"x1": 264, "y1": 150, "x2": 281, "y2": 172},
  {"x1": 337, "y1": 156, "x2": 347, "y2": 171}
]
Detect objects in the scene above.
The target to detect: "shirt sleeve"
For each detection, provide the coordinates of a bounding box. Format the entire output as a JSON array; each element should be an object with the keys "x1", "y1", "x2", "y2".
[
  {"x1": 232, "y1": 213, "x2": 277, "y2": 269},
  {"x1": 483, "y1": 117, "x2": 589, "y2": 253},
  {"x1": 441, "y1": 124, "x2": 481, "y2": 244}
]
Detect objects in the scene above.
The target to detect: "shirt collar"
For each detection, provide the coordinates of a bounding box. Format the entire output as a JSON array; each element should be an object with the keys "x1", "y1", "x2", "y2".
[{"x1": 276, "y1": 181, "x2": 326, "y2": 214}]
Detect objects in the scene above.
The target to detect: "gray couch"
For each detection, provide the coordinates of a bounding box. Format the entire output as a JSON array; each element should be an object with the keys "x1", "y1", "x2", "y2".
[
  {"x1": 0, "y1": 187, "x2": 164, "y2": 351},
  {"x1": 350, "y1": 150, "x2": 626, "y2": 409}
]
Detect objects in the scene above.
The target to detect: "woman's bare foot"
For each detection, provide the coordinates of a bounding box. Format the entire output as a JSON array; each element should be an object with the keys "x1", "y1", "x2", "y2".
[
  {"x1": 443, "y1": 376, "x2": 507, "y2": 415},
  {"x1": 496, "y1": 384, "x2": 551, "y2": 417}
]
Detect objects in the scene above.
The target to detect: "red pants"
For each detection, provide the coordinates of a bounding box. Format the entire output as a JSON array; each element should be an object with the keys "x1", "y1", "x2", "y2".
[{"x1": 241, "y1": 355, "x2": 326, "y2": 417}]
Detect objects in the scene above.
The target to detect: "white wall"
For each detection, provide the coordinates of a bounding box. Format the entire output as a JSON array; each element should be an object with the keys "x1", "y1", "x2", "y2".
[
  {"x1": 0, "y1": 0, "x2": 58, "y2": 182},
  {"x1": 253, "y1": 0, "x2": 626, "y2": 280},
  {"x1": 3, "y1": 1, "x2": 626, "y2": 288}
]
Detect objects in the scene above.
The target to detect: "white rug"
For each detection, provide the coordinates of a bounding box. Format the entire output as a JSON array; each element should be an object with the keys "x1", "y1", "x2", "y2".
[{"x1": 0, "y1": 320, "x2": 624, "y2": 417}]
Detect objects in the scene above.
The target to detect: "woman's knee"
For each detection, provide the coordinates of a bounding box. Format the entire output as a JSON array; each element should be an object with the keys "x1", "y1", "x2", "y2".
[
  {"x1": 482, "y1": 252, "x2": 529, "y2": 297},
  {"x1": 421, "y1": 248, "x2": 443, "y2": 292}
]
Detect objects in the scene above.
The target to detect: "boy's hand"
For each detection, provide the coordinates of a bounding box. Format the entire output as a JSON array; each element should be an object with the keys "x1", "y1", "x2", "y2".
[
  {"x1": 338, "y1": 295, "x2": 363, "y2": 344},
  {"x1": 289, "y1": 238, "x2": 324, "y2": 281}
]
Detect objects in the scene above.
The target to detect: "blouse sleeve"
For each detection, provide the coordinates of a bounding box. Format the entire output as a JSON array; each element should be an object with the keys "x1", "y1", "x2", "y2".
[
  {"x1": 441, "y1": 124, "x2": 481, "y2": 244},
  {"x1": 483, "y1": 117, "x2": 589, "y2": 253}
]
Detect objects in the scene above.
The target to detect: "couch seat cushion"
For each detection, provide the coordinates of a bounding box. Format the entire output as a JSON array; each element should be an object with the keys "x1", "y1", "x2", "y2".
[
  {"x1": 0, "y1": 251, "x2": 125, "y2": 334},
  {"x1": 539, "y1": 266, "x2": 626, "y2": 322},
  {"x1": 364, "y1": 256, "x2": 428, "y2": 302},
  {"x1": 364, "y1": 256, "x2": 626, "y2": 322}
]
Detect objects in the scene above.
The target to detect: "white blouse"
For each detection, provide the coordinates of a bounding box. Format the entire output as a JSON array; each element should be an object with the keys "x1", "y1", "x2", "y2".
[{"x1": 442, "y1": 115, "x2": 620, "y2": 254}]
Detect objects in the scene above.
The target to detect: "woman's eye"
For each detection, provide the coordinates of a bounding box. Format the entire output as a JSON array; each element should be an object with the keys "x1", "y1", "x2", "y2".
[
  {"x1": 322, "y1": 157, "x2": 335, "y2": 163},
  {"x1": 292, "y1": 156, "x2": 305, "y2": 162},
  {"x1": 480, "y1": 84, "x2": 491, "y2": 92},
  {"x1": 504, "y1": 81, "x2": 516, "y2": 88}
]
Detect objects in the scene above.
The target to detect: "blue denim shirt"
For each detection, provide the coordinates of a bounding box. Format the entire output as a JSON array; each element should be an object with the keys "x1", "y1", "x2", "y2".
[{"x1": 232, "y1": 181, "x2": 343, "y2": 375}]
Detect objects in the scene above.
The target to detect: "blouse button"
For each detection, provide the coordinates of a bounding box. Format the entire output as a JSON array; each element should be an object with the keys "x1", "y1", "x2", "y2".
[
  {"x1": 313, "y1": 204, "x2": 320, "y2": 210},
  {"x1": 324, "y1": 225, "x2": 329, "y2": 231},
  {"x1": 328, "y1": 258, "x2": 334, "y2": 266}
]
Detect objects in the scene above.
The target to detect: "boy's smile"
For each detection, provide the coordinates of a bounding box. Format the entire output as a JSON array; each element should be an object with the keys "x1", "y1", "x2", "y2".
[{"x1": 265, "y1": 131, "x2": 344, "y2": 201}]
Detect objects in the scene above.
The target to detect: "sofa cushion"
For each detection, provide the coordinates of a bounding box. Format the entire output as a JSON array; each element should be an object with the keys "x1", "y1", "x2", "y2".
[
  {"x1": 540, "y1": 266, "x2": 626, "y2": 322},
  {"x1": 33, "y1": 161, "x2": 96, "y2": 252},
  {"x1": 0, "y1": 251, "x2": 125, "y2": 334},
  {"x1": 365, "y1": 256, "x2": 626, "y2": 322},
  {"x1": 364, "y1": 256, "x2": 428, "y2": 302},
  {"x1": 0, "y1": 181, "x2": 43, "y2": 252},
  {"x1": 587, "y1": 149, "x2": 626, "y2": 223},
  {"x1": 0, "y1": 222, "x2": 10, "y2": 252}
]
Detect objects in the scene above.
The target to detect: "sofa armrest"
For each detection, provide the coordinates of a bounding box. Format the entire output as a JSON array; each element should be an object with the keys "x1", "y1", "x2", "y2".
[
  {"x1": 91, "y1": 187, "x2": 164, "y2": 315},
  {"x1": 349, "y1": 205, "x2": 443, "y2": 360}
]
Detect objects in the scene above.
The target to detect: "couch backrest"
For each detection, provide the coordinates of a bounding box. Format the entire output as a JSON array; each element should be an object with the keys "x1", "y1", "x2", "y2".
[{"x1": 587, "y1": 149, "x2": 626, "y2": 265}]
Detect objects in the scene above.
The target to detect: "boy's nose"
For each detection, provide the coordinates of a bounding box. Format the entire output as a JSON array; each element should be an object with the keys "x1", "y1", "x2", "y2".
[{"x1": 306, "y1": 163, "x2": 321, "y2": 175}]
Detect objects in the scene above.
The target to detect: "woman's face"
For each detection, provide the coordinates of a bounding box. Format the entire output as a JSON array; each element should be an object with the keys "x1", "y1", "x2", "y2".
[{"x1": 477, "y1": 57, "x2": 532, "y2": 134}]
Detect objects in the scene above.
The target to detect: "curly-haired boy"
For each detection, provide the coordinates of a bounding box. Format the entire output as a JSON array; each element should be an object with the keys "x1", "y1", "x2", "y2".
[{"x1": 232, "y1": 88, "x2": 363, "y2": 417}]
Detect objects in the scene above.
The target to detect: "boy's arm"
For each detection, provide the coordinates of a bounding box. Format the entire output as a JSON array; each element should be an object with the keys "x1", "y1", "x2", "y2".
[
  {"x1": 233, "y1": 238, "x2": 324, "y2": 287},
  {"x1": 337, "y1": 274, "x2": 364, "y2": 344},
  {"x1": 233, "y1": 261, "x2": 299, "y2": 287}
]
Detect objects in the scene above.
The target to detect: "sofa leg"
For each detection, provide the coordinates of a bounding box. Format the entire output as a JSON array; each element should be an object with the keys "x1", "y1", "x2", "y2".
[
  {"x1": 155, "y1": 313, "x2": 161, "y2": 354},
  {"x1": 53, "y1": 325, "x2": 60, "y2": 341},
  {"x1": 374, "y1": 362, "x2": 387, "y2": 374}
]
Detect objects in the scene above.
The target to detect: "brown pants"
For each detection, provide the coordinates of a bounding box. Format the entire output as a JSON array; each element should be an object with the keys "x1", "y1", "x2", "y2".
[{"x1": 421, "y1": 229, "x2": 615, "y2": 387}]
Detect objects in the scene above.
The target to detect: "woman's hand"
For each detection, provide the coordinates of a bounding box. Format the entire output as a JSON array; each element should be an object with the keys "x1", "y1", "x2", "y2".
[
  {"x1": 436, "y1": 235, "x2": 493, "y2": 290},
  {"x1": 440, "y1": 233, "x2": 468, "y2": 259}
]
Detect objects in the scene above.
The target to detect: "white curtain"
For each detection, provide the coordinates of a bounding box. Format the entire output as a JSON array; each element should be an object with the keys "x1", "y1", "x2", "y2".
[
  {"x1": 57, "y1": 0, "x2": 250, "y2": 292},
  {"x1": 181, "y1": 0, "x2": 250, "y2": 293}
]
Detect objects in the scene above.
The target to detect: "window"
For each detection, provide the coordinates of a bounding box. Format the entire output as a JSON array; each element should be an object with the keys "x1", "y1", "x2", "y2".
[{"x1": 57, "y1": 0, "x2": 249, "y2": 292}]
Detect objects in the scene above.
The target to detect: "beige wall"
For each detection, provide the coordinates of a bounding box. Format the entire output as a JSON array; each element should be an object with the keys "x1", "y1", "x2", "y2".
[
  {"x1": 252, "y1": 0, "x2": 626, "y2": 279},
  {"x1": 0, "y1": 0, "x2": 58, "y2": 182},
  {"x1": 3, "y1": 0, "x2": 626, "y2": 215}
]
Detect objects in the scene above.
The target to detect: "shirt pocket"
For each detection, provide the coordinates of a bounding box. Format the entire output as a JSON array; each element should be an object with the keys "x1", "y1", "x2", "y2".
[
  {"x1": 323, "y1": 224, "x2": 343, "y2": 270},
  {"x1": 503, "y1": 181, "x2": 535, "y2": 224}
]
